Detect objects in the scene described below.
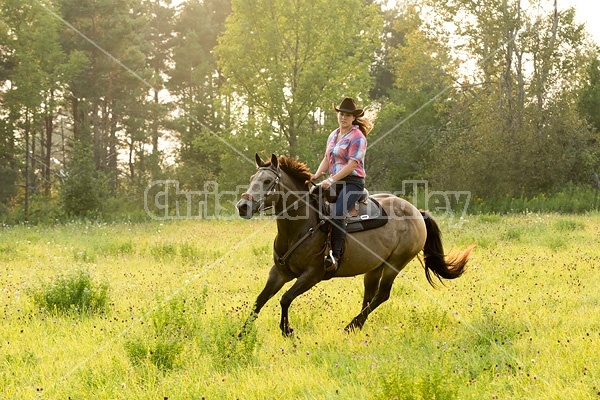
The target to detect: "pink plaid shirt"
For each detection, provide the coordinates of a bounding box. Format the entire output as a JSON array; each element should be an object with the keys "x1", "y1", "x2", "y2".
[{"x1": 325, "y1": 126, "x2": 367, "y2": 178}]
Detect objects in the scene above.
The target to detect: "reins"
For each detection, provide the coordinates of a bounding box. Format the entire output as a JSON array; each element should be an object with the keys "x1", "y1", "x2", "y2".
[
  {"x1": 275, "y1": 219, "x2": 326, "y2": 265},
  {"x1": 246, "y1": 167, "x2": 325, "y2": 265},
  {"x1": 273, "y1": 180, "x2": 326, "y2": 265}
]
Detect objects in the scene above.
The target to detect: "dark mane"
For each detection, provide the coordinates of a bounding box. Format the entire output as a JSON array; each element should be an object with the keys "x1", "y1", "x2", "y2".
[{"x1": 272, "y1": 156, "x2": 312, "y2": 187}]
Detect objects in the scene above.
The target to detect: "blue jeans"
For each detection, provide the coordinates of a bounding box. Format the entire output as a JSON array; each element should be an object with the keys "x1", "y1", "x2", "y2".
[{"x1": 330, "y1": 179, "x2": 364, "y2": 257}]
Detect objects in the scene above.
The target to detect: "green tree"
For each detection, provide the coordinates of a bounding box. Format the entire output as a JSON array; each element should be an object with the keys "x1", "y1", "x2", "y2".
[
  {"x1": 366, "y1": 3, "x2": 455, "y2": 191},
  {"x1": 426, "y1": 0, "x2": 597, "y2": 197},
  {"x1": 0, "y1": 119, "x2": 18, "y2": 212},
  {"x1": 579, "y1": 54, "x2": 600, "y2": 133},
  {"x1": 168, "y1": 0, "x2": 232, "y2": 190},
  {"x1": 577, "y1": 53, "x2": 600, "y2": 187},
  {"x1": 0, "y1": 9, "x2": 17, "y2": 211},
  {"x1": 139, "y1": 0, "x2": 175, "y2": 179},
  {"x1": 57, "y1": 0, "x2": 151, "y2": 209},
  {"x1": 60, "y1": 142, "x2": 100, "y2": 218},
  {"x1": 0, "y1": 0, "x2": 65, "y2": 218},
  {"x1": 215, "y1": 0, "x2": 381, "y2": 161}
]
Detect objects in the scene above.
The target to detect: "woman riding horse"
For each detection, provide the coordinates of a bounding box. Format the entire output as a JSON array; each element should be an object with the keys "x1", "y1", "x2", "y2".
[
  {"x1": 237, "y1": 154, "x2": 473, "y2": 336},
  {"x1": 310, "y1": 97, "x2": 373, "y2": 270}
]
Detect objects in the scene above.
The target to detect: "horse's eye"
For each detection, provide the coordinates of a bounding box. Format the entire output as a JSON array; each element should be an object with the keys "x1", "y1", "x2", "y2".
[{"x1": 264, "y1": 179, "x2": 272, "y2": 185}]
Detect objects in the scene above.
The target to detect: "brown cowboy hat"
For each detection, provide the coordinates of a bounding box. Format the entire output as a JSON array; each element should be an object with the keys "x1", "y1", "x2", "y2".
[{"x1": 333, "y1": 97, "x2": 364, "y2": 118}]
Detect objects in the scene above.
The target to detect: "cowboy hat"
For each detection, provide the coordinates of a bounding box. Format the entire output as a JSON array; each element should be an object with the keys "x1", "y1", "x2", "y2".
[{"x1": 333, "y1": 97, "x2": 364, "y2": 118}]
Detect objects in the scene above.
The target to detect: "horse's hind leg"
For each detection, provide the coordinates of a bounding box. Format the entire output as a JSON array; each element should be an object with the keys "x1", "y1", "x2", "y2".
[
  {"x1": 361, "y1": 265, "x2": 384, "y2": 311},
  {"x1": 345, "y1": 264, "x2": 401, "y2": 332}
]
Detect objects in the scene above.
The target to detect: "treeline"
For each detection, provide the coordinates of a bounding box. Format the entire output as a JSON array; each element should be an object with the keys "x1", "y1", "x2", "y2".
[{"x1": 0, "y1": 0, "x2": 599, "y2": 223}]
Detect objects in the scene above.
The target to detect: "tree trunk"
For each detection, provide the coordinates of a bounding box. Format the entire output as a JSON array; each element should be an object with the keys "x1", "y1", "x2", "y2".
[
  {"x1": 72, "y1": 95, "x2": 82, "y2": 142},
  {"x1": 93, "y1": 101, "x2": 101, "y2": 172},
  {"x1": 24, "y1": 110, "x2": 30, "y2": 220},
  {"x1": 44, "y1": 112, "x2": 53, "y2": 196},
  {"x1": 128, "y1": 139, "x2": 135, "y2": 182},
  {"x1": 108, "y1": 99, "x2": 118, "y2": 192},
  {"x1": 152, "y1": 86, "x2": 159, "y2": 156}
]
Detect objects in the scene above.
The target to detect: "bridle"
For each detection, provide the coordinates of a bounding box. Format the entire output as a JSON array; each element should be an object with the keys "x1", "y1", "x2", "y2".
[
  {"x1": 241, "y1": 166, "x2": 282, "y2": 213},
  {"x1": 241, "y1": 166, "x2": 323, "y2": 265},
  {"x1": 242, "y1": 166, "x2": 313, "y2": 217}
]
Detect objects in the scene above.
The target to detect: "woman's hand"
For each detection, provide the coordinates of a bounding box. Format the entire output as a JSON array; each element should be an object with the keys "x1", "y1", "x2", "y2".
[
  {"x1": 310, "y1": 172, "x2": 323, "y2": 182},
  {"x1": 321, "y1": 177, "x2": 334, "y2": 190}
]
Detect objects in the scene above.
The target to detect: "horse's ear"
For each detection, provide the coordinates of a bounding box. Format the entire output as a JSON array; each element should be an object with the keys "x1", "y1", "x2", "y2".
[
  {"x1": 255, "y1": 153, "x2": 265, "y2": 168},
  {"x1": 270, "y1": 154, "x2": 279, "y2": 169}
]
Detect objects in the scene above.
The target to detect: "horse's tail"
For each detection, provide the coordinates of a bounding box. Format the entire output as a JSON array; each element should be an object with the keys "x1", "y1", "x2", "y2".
[{"x1": 420, "y1": 210, "x2": 474, "y2": 287}]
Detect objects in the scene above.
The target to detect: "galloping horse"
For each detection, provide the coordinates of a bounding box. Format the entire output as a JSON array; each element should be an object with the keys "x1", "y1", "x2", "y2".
[{"x1": 236, "y1": 154, "x2": 473, "y2": 336}]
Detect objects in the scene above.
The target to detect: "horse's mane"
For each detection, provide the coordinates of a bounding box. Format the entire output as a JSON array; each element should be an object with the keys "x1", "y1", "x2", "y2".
[{"x1": 267, "y1": 156, "x2": 312, "y2": 187}]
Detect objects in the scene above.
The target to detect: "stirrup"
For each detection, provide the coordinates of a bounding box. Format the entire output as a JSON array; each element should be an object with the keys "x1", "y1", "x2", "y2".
[{"x1": 324, "y1": 250, "x2": 338, "y2": 272}]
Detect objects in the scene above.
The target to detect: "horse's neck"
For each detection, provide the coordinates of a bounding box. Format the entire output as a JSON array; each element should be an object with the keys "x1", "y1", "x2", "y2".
[
  {"x1": 275, "y1": 212, "x2": 317, "y2": 232},
  {"x1": 275, "y1": 174, "x2": 318, "y2": 239}
]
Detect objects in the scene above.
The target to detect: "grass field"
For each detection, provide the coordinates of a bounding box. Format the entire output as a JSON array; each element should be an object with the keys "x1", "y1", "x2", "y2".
[{"x1": 1, "y1": 213, "x2": 599, "y2": 399}]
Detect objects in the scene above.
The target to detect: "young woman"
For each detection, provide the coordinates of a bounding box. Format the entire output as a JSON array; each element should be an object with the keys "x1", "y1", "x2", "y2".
[{"x1": 311, "y1": 97, "x2": 374, "y2": 269}]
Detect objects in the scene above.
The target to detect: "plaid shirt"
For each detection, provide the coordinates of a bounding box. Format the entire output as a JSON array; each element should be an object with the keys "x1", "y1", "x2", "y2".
[{"x1": 325, "y1": 126, "x2": 367, "y2": 178}]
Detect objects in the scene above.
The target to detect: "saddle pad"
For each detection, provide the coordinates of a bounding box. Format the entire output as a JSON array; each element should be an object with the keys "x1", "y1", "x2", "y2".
[{"x1": 345, "y1": 197, "x2": 388, "y2": 233}]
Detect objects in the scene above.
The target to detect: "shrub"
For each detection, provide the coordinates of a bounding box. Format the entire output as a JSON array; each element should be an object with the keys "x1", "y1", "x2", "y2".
[
  {"x1": 29, "y1": 269, "x2": 110, "y2": 315},
  {"x1": 554, "y1": 219, "x2": 584, "y2": 231},
  {"x1": 125, "y1": 332, "x2": 185, "y2": 372},
  {"x1": 150, "y1": 243, "x2": 177, "y2": 261},
  {"x1": 124, "y1": 289, "x2": 260, "y2": 373},
  {"x1": 125, "y1": 294, "x2": 204, "y2": 371}
]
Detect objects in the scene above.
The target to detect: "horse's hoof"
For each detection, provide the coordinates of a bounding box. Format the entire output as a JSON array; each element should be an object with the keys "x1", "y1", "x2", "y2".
[
  {"x1": 344, "y1": 321, "x2": 362, "y2": 333},
  {"x1": 281, "y1": 327, "x2": 294, "y2": 337}
]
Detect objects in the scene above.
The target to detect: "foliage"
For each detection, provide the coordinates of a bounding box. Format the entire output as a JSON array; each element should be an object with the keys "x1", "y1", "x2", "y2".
[
  {"x1": 579, "y1": 54, "x2": 600, "y2": 133},
  {"x1": 28, "y1": 268, "x2": 110, "y2": 316},
  {"x1": 125, "y1": 288, "x2": 258, "y2": 373},
  {"x1": 0, "y1": 0, "x2": 599, "y2": 222},
  {"x1": 60, "y1": 144, "x2": 101, "y2": 217},
  {"x1": 378, "y1": 362, "x2": 458, "y2": 400},
  {"x1": 168, "y1": 0, "x2": 231, "y2": 190},
  {"x1": 202, "y1": 312, "x2": 258, "y2": 372},
  {"x1": 423, "y1": 0, "x2": 599, "y2": 198},
  {"x1": 367, "y1": 3, "x2": 455, "y2": 190},
  {"x1": 215, "y1": 0, "x2": 381, "y2": 158},
  {"x1": 462, "y1": 184, "x2": 600, "y2": 214}
]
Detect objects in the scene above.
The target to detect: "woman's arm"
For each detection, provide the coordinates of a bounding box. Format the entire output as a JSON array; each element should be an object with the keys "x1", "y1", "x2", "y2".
[
  {"x1": 310, "y1": 157, "x2": 329, "y2": 181},
  {"x1": 321, "y1": 160, "x2": 358, "y2": 189}
]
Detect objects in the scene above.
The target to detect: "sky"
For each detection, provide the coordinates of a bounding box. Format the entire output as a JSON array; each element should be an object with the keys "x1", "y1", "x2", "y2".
[
  {"x1": 169, "y1": 0, "x2": 600, "y2": 45},
  {"x1": 554, "y1": 0, "x2": 600, "y2": 45}
]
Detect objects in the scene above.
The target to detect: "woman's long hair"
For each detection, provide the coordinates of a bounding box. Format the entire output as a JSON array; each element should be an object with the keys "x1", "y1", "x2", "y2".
[{"x1": 354, "y1": 112, "x2": 376, "y2": 136}]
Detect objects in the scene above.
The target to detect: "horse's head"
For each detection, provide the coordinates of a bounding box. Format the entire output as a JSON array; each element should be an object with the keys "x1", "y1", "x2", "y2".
[{"x1": 236, "y1": 154, "x2": 282, "y2": 219}]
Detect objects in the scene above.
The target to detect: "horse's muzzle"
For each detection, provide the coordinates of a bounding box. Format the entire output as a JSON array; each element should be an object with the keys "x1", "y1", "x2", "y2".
[{"x1": 236, "y1": 194, "x2": 256, "y2": 219}]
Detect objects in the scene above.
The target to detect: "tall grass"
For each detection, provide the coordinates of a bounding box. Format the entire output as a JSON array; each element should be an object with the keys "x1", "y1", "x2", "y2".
[
  {"x1": 1, "y1": 184, "x2": 598, "y2": 227},
  {"x1": 124, "y1": 288, "x2": 259, "y2": 373},
  {"x1": 125, "y1": 295, "x2": 200, "y2": 371},
  {"x1": 1, "y1": 216, "x2": 599, "y2": 399}
]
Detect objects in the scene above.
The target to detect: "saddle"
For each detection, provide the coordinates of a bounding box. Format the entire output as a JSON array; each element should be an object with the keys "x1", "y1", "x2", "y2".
[
  {"x1": 309, "y1": 184, "x2": 389, "y2": 280},
  {"x1": 311, "y1": 186, "x2": 388, "y2": 233}
]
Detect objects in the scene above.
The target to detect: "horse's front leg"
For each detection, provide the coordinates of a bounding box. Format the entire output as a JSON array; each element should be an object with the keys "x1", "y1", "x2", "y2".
[
  {"x1": 240, "y1": 265, "x2": 290, "y2": 337},
  {"x1": 279, "y1": 271, "x2": 322, "y2": 336}
]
